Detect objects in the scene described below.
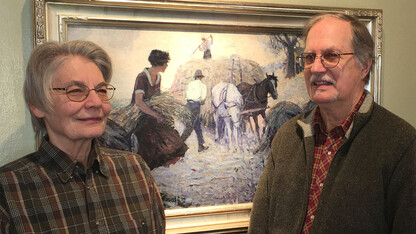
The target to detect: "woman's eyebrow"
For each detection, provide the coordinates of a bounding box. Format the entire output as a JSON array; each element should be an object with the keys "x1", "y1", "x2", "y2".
[{"x1": 61, "y1": 80, "x2": 85, "y2": 87}]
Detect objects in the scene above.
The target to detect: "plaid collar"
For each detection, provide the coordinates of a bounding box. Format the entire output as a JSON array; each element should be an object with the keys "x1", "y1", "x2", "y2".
[{"x1": 37, "y1": 137, "x2": 109, "y2": 183}]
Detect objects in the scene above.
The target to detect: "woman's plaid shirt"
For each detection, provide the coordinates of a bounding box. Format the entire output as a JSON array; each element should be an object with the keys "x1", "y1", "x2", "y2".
[{"x1": 0, "y1": 139, "x2": 165, "y2": 233}]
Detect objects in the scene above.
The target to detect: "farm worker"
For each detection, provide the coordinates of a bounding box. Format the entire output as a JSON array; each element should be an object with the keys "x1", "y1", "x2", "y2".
[
  {"x1": 181, "y1": 69, "x2": 209, "y2": 152},
  {"x1": 249, "y1": 13, "x2": 416, "y2": 233},
  {"x1": 131, "y1": 49, "x2": 187, "y2": 169},
  {"x1": 198, "y1": 34, "x2": 213, "y2": 59}
]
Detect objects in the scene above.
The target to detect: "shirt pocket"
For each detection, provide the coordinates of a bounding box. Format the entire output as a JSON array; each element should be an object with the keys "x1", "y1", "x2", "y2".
[{"x1": 107, "y1": 219, "x2": 149, "y2": 234}]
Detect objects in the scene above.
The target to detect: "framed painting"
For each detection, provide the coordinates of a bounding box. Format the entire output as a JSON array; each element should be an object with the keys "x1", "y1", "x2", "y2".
[{"x1": 34, "y1": 0, "x2": 382, "y2": 232}]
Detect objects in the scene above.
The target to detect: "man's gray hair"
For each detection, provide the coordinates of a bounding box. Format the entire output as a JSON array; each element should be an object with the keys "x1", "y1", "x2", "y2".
[
  {"x1": 303, "y1": 13, "x2": 374, "y2": 84},
  {"x1": 24, "y1": 40, "x2": 112, "y2": 136}
]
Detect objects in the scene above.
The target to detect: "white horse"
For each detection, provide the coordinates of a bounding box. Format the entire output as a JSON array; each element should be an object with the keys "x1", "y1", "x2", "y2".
[{"x1": 211, "y1": 82, "x2": 243, "y2": 151}]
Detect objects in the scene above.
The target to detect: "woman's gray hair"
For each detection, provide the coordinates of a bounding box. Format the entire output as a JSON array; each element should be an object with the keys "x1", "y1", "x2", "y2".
[
  {"x1": 24, "y1": 40, "x2": 112, "y2": 136},
  {"x1": 303, "y1": 13, "x2": 374, "y2": 84}
]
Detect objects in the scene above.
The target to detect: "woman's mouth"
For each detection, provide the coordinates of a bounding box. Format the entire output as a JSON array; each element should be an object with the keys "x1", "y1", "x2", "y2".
[{"x1": 79, "y1": 117, "x2": 102, "y2": 123}]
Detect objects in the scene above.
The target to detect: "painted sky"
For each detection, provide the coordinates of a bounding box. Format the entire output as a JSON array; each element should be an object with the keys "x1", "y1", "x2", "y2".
[{"x1": 68, "y1": 26, "x2": 286, "y2": 100}]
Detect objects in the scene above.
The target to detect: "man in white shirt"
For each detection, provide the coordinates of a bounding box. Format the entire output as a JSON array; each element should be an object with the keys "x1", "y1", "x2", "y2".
[{"x1": 181, "y1": 69, "x2": 209, "y2": 152}]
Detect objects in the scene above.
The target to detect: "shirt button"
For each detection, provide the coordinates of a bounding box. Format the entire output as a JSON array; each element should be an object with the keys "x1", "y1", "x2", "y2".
[
  {"x1": 319, "y1": 183, "x2": 324, "y2": 188},
  {"x1": 310, "y1": 215, "x2": 315, "y2": 220},
  {"x1": 141, "y1": 221, "x2": 146, "y2": 226},
  {"x1": 327, "y1": 151, "x2": 332, "y2": 155},
  {"x1": 95, "y1": 221, "x2": 100, "y2": 226}
]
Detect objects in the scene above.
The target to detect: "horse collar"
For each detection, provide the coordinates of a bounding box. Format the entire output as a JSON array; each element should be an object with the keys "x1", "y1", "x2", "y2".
[{"x1": 252, "y1": 82, "x2": 267, "y2": 103}]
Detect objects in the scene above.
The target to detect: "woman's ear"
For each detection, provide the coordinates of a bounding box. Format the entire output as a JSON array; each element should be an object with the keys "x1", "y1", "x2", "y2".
[{"x1": 30, "y1": 104, "x2": 46, "y2": 118}]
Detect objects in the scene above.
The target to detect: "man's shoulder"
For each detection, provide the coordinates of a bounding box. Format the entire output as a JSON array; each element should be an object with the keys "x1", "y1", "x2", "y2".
[
  {"x1": 272, "y1": 111, "x2": 308, "y2": 141},
  {"x1": 187, "y1": 79, "x2": 205, "y2": 89},
  {"x1": 354, "y1": 103, "x2": 416, "y2": 155},
  {"x1": 370, "y1": 103, "x2": 416, "y2": 136},
  {"x1": 280, "y1": 110, "x2": 312, "y2": 131},
  {"x1": 189, "y1": 79, "x2": 199, "y2": 85}
]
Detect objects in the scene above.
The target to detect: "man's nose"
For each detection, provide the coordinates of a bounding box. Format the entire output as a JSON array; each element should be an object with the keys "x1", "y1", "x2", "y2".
[{"x1": 310, "y1": 56, "x2": 327, "y2": 73}]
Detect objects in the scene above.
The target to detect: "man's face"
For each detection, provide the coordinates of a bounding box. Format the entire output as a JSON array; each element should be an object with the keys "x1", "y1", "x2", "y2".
[{"x1": 304, "y1": 17, "x2": 368, "y2": 106}]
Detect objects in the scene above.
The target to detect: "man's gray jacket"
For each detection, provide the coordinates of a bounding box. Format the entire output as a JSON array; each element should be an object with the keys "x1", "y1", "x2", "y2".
[{"x1": 249, "y1": 93, "x2": 416, "y2": 233}]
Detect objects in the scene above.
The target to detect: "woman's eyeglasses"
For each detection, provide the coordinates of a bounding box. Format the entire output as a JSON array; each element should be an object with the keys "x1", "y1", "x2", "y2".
[{"x1": 52, "y1": 83, "x2": 116, "y2": 102}]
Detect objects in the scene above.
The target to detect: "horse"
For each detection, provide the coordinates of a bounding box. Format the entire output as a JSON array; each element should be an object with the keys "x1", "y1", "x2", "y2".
[
  {"x1": 255, "y1": 100, "x2": 316, "y2": 154},
  {"x1": 237, "y1": 73, "x2": 278, "y2": 141},
  {"x1": 211, "y1": 82, "x2": 243, "y2": 151}
]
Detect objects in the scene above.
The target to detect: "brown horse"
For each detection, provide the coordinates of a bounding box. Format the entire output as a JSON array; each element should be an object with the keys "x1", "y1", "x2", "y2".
[{"x1": 237, "y1": 73, "x2": 278, "y2": 141}]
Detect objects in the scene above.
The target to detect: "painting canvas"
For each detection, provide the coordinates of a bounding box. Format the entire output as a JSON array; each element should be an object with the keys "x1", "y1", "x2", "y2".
[{"x1": 67, "y1": 25, "x2": 311, "y2": 208}]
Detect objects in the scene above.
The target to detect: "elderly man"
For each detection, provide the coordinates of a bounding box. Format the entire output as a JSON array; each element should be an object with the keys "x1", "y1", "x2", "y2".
[
  {"x1": 249, "y1": 13, "x2": 415, "y2": 233},
  {"x1": 0, "y1": 41, "x2": 165, "y2": 233}
]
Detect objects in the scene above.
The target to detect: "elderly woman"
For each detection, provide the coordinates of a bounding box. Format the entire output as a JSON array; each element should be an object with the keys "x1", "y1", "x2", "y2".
[
  {"x1": 131, "y1": 49, "x2": 188, "y2": 169},
  {"x1": 0, "y1": 40, "x2": 165, "y2": 233}
]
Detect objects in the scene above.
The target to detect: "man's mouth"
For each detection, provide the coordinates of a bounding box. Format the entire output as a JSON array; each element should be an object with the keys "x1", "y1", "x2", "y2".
[{"x1": 313, "y1": 81, "x2": 333, "y2": 86}]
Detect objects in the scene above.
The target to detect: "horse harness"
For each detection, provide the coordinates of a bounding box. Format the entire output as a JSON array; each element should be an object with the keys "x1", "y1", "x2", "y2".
[
  {"x1": 213, "y1": 84, "x2": 239, "y2": 110},
  {"x1": 242, "y1": 80, "x2": 269, "y2": 109}
]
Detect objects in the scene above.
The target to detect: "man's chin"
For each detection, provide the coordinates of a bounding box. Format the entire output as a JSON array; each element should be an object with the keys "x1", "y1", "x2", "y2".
[{"x1": 311, "y1": 92, "x2": 338, "y2": 104}]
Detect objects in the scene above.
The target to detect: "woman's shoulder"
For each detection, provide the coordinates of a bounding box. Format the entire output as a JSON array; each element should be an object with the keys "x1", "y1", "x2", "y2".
[
  {"x1": 134, "y1": 70, "x2": 151, "y2": 89},
  {"x1": 98, "y1": 147, "x2": 153, "y2": 177},
  {"x1": 0, "y1": 152, "x2": 40, "y2": 174},
  {"x1": 136, "y1": 70, "x2": 149, "y2": 81}
]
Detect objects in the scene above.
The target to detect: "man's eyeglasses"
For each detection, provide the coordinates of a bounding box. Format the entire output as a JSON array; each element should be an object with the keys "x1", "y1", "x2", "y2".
[
  {"x1": 297, "y1": 52, "x2": 355, "y2": 69},
  {"x1": 52, "y1": 83, "x2": 116, "y2": 102}
]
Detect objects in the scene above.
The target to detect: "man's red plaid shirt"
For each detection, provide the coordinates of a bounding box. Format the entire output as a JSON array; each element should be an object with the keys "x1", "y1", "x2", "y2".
[{"x1": 302, "y1": 92, "x2": 366, "y2": 233}]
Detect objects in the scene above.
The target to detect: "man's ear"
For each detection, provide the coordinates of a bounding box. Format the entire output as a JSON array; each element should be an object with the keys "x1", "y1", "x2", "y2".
[
  {"x1": 361, "y1": 60, "x2": 373, "y2": 79},
  {"x1": 29, "y1": 104, "x2": 46, "y2": 118}
]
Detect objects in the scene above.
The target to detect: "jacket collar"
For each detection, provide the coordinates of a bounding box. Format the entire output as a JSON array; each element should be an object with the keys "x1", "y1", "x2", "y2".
[{"x1": 297, "y1": 90, "x2": 374, "y2": 139}]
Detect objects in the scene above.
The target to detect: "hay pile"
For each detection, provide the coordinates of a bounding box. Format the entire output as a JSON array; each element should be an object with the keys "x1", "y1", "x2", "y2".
[
  {"x1": 99, "y1": 92, "x2": 192, "y2": 152},
  {"x1": 108, "y1": 92, "x2": 191, "y2": 136}
]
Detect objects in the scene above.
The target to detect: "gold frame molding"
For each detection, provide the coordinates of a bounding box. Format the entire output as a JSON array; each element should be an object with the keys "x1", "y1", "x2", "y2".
[{"x1": 32, "y1": 1, "x2": 382, "y2": 232}]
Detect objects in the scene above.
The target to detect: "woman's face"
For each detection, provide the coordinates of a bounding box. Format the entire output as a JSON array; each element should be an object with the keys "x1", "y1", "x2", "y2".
[
  {"x1": 31, "y1": 55, "x2": 111, "y2": 147},
  {"x1": 160, "y1": 62, "x2": 168, "y2": 73}
]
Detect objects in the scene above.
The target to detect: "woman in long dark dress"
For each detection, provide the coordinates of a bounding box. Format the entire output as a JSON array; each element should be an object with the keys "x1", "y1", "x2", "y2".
[{"x1": 131, "y1": 49, "x2": 188, "y2": 169}]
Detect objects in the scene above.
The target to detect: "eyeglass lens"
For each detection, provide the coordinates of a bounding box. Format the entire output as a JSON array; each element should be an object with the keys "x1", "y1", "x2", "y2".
[
  {"x1": 302, "y1": 52, "x2": 340, "y2": 69},
  {"x1": 66, "y1": 84, "x2": 115, "y2": 102}
]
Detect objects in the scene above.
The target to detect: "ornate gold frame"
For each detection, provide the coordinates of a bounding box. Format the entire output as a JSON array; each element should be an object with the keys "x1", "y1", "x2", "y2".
[{"x1": 33, "y1": 1, "x2": 382, "y2": 232}]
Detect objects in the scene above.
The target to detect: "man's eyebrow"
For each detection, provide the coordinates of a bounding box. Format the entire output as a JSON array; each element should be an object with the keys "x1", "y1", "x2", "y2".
[
  {"x1": 304, "y1": 47, "x2": 341, "y2": 54},
  {"x1": 96, "y1": 82, "x2": 107, "y2": 86},
  {"x1": 95, "y1": 82, "x2": 109, "y2": 88},
  {"x1": 322, "y1": 47, "x2": 341, "y2": 53}
]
